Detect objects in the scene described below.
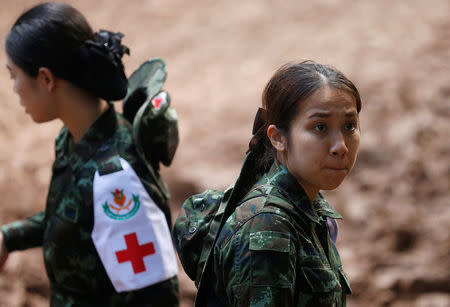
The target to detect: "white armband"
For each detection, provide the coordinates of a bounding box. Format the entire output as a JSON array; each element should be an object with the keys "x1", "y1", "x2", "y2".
[{"x1": 92, "y1": 157, "x2": 178, "y2": 292}]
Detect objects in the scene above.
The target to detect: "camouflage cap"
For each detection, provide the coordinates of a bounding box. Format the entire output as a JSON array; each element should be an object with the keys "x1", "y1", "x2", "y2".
[
  {"x1": 133, "y1": 90, "x2": 179, "y2": 169},
  {"x1": 123, "y1": 58, "x2": 167, "y2": 122},
  {"x1": 122, "y1": 58, "x2": 179, "y2": 200}
]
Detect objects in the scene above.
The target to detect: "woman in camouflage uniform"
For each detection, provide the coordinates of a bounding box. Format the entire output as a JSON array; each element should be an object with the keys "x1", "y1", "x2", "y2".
[
  {"x1": 204, "y1": 61, "x2": 361, "y2": 306},
  {"x1": 0, "y1": 3, "x2": 178, "y2": 306}
]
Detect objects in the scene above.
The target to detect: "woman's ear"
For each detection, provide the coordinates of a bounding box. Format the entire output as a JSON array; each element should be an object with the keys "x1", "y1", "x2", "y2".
[
  {"x1": 37, "y1": 67, "x2": 56, "y2": 92},
  {"x1": 267, "y1": 124, "x2": 287, "y2": 152}
]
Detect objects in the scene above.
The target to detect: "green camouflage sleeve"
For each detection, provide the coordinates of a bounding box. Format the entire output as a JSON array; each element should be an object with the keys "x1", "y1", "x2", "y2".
[
  {"x1": 216, "y1": 212, "x2": 297, "y2": 306},
  {"x1": 1, "y1": 211, "x2": 46, "y2": 252}
]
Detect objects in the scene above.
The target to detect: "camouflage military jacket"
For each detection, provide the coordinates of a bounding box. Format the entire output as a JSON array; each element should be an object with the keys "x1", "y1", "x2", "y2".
[
  {"x1": 1, "y1": 105, "x2": 179, "y2": 306},
  {"x1": 211, "y1": 163, "x2": 351, "y2": 307}
]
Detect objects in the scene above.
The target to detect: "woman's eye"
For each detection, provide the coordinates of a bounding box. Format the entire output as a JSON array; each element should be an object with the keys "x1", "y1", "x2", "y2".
[
  {"x1": 314, "y1": 124, "x2": 326, "y2": 132},
  {"x1": 345, "y1": 122, "x2": 357, "y2": 131}
]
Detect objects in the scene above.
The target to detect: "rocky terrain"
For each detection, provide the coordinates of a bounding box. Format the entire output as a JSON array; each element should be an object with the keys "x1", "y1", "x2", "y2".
[{"x1": 0, "y1": 0, "x2": 448, "y2": 306}]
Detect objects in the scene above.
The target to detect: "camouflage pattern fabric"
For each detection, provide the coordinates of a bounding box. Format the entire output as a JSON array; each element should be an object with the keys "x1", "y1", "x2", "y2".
[
  {"x1": 172, "y1": 187, "x2": 231, "y2": 286},
  {"x1": 1, "y1": 104, "x2": 179, "y2": 306},
  {"x1": 173, "y1": 151, "x2": 262, "y2": 290},
  {"x1": 209, "y1": 162, "x2": 351, "y2": 307}
]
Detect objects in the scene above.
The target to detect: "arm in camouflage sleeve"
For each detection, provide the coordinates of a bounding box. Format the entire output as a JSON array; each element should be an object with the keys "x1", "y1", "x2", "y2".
[
  {"x1": 217, "y1": 212, "x2": 297, "y2": 307},
  {"x1": 1, "y1": 211, "x2": 46, "y2": 252}
]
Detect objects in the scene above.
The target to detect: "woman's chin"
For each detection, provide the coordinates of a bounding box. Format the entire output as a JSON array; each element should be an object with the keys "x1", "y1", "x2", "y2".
[
  {"x1": 27, "y1": 112, "x2": 56, "y2": 123},
  {"x1": 320, "y1": 179, "x2": 346, "y2": 191}
]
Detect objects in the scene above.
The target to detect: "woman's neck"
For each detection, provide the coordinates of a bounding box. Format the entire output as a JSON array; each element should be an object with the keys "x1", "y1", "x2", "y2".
[
  {"x1": 276, "y1": 155, "x2": 319, "y2": 203},
  {"x1": 57, "y1": 81, "x2": 109, "y2": 143}
]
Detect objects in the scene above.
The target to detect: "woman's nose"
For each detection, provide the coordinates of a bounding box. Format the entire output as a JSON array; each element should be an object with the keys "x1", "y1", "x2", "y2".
[{"x1": 330, "y1": 132, "x2": 348, "y2": 157}]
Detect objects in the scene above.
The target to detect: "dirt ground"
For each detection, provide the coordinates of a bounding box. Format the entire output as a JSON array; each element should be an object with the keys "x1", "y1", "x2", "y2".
[{"x1": 0, "y1": 0, "x2": 449, "y2": 306}]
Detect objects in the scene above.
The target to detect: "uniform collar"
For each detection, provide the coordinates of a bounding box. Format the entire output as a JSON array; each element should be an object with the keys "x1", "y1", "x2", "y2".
[
  {"x1": 262, "y1": 162, "x2": 342, "y2": 224},
  {"x1": 54, "y1": 103, "x2": 118, "y2": 170}
]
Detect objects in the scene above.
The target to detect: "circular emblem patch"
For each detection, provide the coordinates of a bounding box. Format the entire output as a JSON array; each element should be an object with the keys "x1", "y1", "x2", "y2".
[{"x1": 103, "y1": 189, "x2": 140, "y2": 220}]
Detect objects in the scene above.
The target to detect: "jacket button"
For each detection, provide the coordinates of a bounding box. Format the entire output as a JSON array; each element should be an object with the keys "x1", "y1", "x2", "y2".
[{"x1": 189, "y1": 226, "x2": 197, "y2": 234}]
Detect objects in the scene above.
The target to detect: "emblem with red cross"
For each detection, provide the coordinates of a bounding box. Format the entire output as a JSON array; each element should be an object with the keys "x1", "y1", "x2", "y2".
[
  {"x1": 152, "y1": 97, "x2": 163, "y2": 109},
  {"x1": 115, "y1": 232, "x2": 156, "y2": 274}
]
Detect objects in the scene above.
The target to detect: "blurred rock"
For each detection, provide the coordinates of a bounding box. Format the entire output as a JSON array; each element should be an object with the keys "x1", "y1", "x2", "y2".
[{"x1": 0, "y1": 0, "x2": 449, "y2": 306}]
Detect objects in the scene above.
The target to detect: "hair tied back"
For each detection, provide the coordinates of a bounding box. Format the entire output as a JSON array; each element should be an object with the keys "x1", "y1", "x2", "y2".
[
  {"x1": 77, "y1": 30, "x2": 130, "y2": 101},
  {"x1": 82, "y1": 30, "x2": 130, "y2": 68},
  {"x1": 248, "y1": 107, "x2": 267, "y2": 153}
]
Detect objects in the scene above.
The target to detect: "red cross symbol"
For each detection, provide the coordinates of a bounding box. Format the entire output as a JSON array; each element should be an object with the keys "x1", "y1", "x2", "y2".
[
  {"x1": 115, "y1": 232, "x2": 156, "y2": 274},
  {"x1": 152, "y1": 97, "x2": 163, "y2": 109}
]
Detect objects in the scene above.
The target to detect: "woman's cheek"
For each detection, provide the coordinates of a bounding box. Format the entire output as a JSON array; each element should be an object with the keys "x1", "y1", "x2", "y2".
[
  {"x1": 351, "y1": 134, "x2": 361, "y2": 155},
  {"x1": 13, "y1": 80, "x2": 19, "y2": 94}
]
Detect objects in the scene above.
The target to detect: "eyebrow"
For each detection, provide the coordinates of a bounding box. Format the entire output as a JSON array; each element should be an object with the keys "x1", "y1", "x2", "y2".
[
  {"x1": 308, "y1": 111, "x2": 358, "y2": 119},
  {"x1": 5, "y1": 64, "x2": 11, "y2": 71},
  {"x1": 345, "y1": 111, "x2": 358, "y2": 117},
  {"x1": 308, "y1": 112, "x2": 330, "y2": 119}
]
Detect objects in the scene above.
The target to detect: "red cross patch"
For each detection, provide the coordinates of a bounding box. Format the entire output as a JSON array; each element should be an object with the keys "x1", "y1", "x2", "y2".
[
  {"x1": 115, "y1": 232, "x2": 156, "y2": 274},
  {"x1": 152, "y1": 97, "x2": 163, "y2": 109},
  {"x1": 151, "y1": 92, "x2": 167, "y2": 110}
]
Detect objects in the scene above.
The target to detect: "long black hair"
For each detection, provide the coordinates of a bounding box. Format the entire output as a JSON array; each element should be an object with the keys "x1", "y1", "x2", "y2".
[{"x1": 6, "y1": 2, "x2": 129, "y2": 101}]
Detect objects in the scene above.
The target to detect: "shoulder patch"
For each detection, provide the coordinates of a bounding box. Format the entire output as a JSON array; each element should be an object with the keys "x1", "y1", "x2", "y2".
[
  {"x1": 97, "y1": 150, "x2": 123, "y2": 176},
  {"x1": 92, "y1": 157, "x2": 178, "y2": 292},
  {"x1": 249, "y1": 231, "x2": 290, "y2": 252}
]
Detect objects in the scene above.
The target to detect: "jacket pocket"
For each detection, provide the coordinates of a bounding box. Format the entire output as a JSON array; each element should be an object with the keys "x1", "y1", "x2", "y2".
[
  {"x1": 296, "y1": 265, "x2": 343, "y2": 306},
  {"x1": 300, "y1": 266, "x2": 342, "y2": 293},
  {"x1": 249, "y1": 231, "x2": 292, "y2": 287},
  {"x1": 45, "y1": 205, "x2": 79, "y2": 247}
]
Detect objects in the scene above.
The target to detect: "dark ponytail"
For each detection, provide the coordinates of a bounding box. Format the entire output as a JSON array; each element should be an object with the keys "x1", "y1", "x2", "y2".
[
  {"x1": 249, "y1": 60, "x2": 362, "y2": 173},
  {"x1": 247, "y1": 107, "x2": 273, "y2": 175},
  {"x1": 6, "y1": 2, "x2": 129, "y2": 101}
]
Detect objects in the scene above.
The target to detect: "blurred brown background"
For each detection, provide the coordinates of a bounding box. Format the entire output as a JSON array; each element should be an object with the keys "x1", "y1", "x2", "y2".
[{"x1": 0, "y1": 0, "x2": 449, "y2": 306}]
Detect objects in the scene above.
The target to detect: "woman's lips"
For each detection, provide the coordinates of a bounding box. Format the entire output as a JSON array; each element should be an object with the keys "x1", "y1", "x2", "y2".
[{"x1": 325, "y1": 166, "x2": 348, "y2": 171}]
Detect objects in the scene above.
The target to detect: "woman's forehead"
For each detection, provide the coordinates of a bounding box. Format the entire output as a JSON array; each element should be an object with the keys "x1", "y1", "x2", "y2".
[{"x1": 297, "y1": 86, "x2": 358, "y2": 115}]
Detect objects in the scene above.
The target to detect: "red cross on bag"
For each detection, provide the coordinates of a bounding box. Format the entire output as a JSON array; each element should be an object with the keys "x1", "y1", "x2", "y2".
[{"x1": 116, "y1": 232, "x2": 156, "y2": 274}]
